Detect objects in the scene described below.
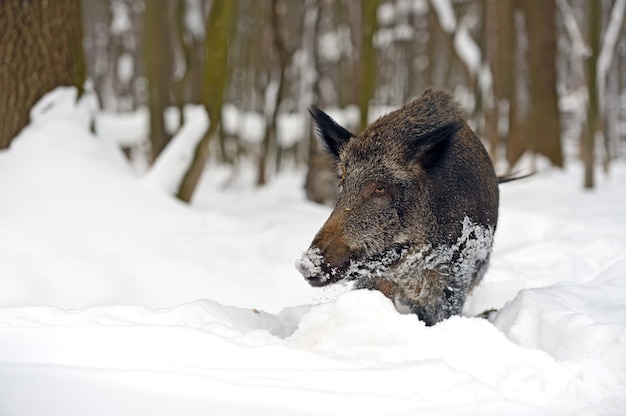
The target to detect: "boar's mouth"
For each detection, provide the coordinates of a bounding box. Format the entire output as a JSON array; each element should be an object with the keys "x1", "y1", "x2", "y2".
[{"x1": 296, "y1": 245, "x2": 408, "y2": 287}]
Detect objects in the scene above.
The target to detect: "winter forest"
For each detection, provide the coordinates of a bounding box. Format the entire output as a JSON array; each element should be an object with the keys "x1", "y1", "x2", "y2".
[
  {"x1": 1, "y1": 1, "x2": 626, "y2": 415},
  {"x1": 2, "y1": 0, "x2": 625, "y2": 196}
]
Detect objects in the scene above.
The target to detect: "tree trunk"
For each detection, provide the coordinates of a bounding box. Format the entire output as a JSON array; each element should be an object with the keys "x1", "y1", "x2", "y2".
[
  {"x1": 174, "y1": 0, "x2": 191, "y2": 129},
  {"x1": 523, "y1": 0, "x2": 563, "y2": 167},
  {"x1": 257, "y1": 0, "x2": 290, "y2": 186},
  {"x1": 305, "y1": 0, "x2": 340, "y2": 206},
  {"x1": 505, "y1": 1, "x2": 528, "y2": 169},
  {"x1": 485, "y1": 0, "x2": 501, "y2": 162},
  {"x1": 358, "y1": 0, "x2": 378, "y2": 131},
  {"x1": 176, "y1": 0, "x2": 237, "y2": 203},
  {"x1": 144, "y1": 0, "x2": 174, "y2": 161},
  {"x1": 584, "y1": 0, "x2": 601, "y2": 188},
  {"x1": 0, "y1": 0, "x2": 86, "y2": 149}
]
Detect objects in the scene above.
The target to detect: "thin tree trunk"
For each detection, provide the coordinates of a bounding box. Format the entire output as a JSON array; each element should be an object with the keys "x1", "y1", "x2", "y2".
[
  {"x1": 144, "y1": 0, "x2": 174, "y2": 161},
  {"x1": 485, "y1": 0, "x2": 499, "y2": 162},
  {"x1": 584, "y1": 0, "x2": 601, "y2": 189},
  {"x1": 174, "y1": 0, "x2": 191, "y2": 129},
  {"x1": 305, "y1": 0, "x2": 340, "y2": 205},
  {"x1": 0, "y1": 0, "x2": 86, "y2": 149},
  {"x1": 257, "y1": 0, "x2": 289, "y2": 186},
  {"x1": 523, "y1": 0, "x2": 563, "y2": 167},
  {"x1": 359, "y1": 0, "x2": 378, "y2": 131},
  {"x1": 505, "y1": 1, "x2": 528, "y2": 169},
  {"x1": 176, "y1": 0, "x2": 237, "y2": 203}
]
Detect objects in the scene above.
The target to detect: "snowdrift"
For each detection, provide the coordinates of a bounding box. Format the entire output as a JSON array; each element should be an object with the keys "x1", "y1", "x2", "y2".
[{"x1": 1, "y1": 89, "x2": 625, "y2": 415}]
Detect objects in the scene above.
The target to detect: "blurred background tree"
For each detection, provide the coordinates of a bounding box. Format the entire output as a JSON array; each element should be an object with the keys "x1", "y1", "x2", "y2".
[{"x1": 7, "y1": 0, "x2": 623, "y2": 200}]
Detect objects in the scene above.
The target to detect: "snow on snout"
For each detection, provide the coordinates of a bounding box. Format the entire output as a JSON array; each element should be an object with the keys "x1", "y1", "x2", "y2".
[{"x1": 295, "y1": 247, "x2": 335, "y2": 285}]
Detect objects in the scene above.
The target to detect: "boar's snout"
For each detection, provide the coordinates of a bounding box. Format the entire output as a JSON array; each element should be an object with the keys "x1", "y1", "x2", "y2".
[{"x1": 296, "y1": 214, "x2": 360, "y2": 287}]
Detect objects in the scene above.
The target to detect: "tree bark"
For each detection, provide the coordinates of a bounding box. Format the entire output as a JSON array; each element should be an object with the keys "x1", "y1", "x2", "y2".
[
  {"x1": 484, "y1": 0, "x2": 500, "y2": 161},
  {"x1": 584, "y1": 0, "x2": 601, "y2": 188},
  {"x1": 523, "y1": 0, "x2": 563, "y2": 167},
  {"x1": 358, "y1": 0, "x2": 378, "y2": 131},
  {"x1": 176, "y1": 0, "x2": 237, "y2": 203},
  {"x1": 144, "y1": 0, "x2": 174, "y2": 161},
  {"x1": 0, "y1": 0, "x2": 86, "y2": 149}
]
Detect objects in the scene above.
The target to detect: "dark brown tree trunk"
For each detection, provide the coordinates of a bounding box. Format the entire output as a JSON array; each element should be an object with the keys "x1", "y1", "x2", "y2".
[
  {"x1": 174, "y1": 0, "x2": 191, "y2": 128},
  {"x1": 485, "y1": 0, "x2": 500, "y2": 162},
  {"x1": 490, "y1": 0, "x2": 516, "y2": 166},
  {"x1": 176, "y1": 0, "x2": 237, "y2": 203},
  {"x1": 523, "y1": 0, "x2": 563, "y2": 167},
  {"x1": 358, "y1": 0, "x2": 378, "y2": 131},
  {"x1": 0, "y1": 0, "x2": 86, "y2": 149},
  {"x1": 144, "y1": 0, "x2": 174, "y2": 161},
  {"x1": 584, "y1": 0, "x2": 601, "y2": 188}
]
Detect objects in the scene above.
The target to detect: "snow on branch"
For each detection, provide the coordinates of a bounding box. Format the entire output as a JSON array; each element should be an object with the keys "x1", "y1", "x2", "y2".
[
  {"x1": 598, "y1": 0, "x2": 626, "y2": 110},
  {"x1": 428, "y1": 0, "x2": 491, "y2": 105},
  {"x1": 557, "y1": 0, "x2": 588, "y2": 60},
  {"x1": 454, "y1": 23, "x2": 482, "y2": 79},
  {"x1": 143, "y1": 105, "x2": 209, "y2": 195},
  {"x1": 429, "y1": 0, "x2": 482, "y2": 77},
  {"x1": 429, "y1": 0, "x2": 456, "y2": 33}
]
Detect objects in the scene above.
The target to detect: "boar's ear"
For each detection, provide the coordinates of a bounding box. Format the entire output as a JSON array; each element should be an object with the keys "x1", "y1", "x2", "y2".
[
  {"x1": 409, "y1": 121, "x2": 463, "y2": 169},
  {"x1": 309, "y1": 106, "x2": 353, "y2": 158}
]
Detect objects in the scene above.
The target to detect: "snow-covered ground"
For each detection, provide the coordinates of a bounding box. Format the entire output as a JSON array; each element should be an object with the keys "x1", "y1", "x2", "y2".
[{"x1": 1, "y1": 89, "x2": 625, "y2": 415}]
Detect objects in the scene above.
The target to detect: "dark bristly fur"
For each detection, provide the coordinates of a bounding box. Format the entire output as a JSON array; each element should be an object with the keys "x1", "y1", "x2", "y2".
[{"x1": 297, "y1": 88, "x2": 502, "y2": 326}]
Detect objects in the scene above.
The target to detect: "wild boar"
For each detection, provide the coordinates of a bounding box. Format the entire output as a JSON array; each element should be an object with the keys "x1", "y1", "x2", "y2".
[{"x1": 296, "y1": 88, "x2": 499, "y2": 326}]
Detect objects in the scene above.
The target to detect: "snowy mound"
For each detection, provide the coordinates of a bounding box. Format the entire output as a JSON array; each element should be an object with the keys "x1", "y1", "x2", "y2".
[{"x1": 1, "y1": 88, "x2": 626, "y2": 415}]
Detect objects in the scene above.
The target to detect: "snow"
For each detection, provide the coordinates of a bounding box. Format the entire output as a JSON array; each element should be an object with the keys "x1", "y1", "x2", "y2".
[
  {"x1": 557, "y1": 0, "x2": 587, "y2": 61},
  {"x1": 116, "y1": 52, "x2": 134, "y2": 83},
  {"x1": 220, "y1": 105, "x2": 266, "y2": 144},
  {"x1": 317, "y1": 31, "x2": 342, "y2": 62},
  {"x1": 454, "y1": 24, "x2": 481, "y2": 77},
  {"x1": 377, "y1": 3, "x2": 396, "y2": 26},
  {"x1": 94, "y1": 106, "x2": 148, "y2": 147},
  {"x1": 276, "y1": 112, "x2": 306, "y2": 147},
  {"x1": 1, "y1": 88, "x2": 626, "y2": 415},
  {"x1": 144, "y1": 105, "x2": 209, "y2": 194},
  {"x1": 184, "y1": 0, "x2": 205, "y2": 39},
  {"x1": 110, "y1": 1, "x2": 131, "y2": 35},
  {"x1": 429, "y1": 0, "x2": 456, "y2": 34}
]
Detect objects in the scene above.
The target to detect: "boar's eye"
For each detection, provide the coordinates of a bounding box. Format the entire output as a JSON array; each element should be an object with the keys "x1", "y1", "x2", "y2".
[{"x1": 371, "y1": 186, "x2": 387, "y2": 197}]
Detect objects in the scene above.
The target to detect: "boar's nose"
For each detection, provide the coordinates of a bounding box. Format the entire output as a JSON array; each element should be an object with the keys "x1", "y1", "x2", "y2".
[
  {"x1": 296, "y1": 243, "x2": 349, "y2": 287},
  {"x1": 314, "y1": 238, "x2": 353, "y2": 270},
  {"x1": 296, "y1": 213, "x2": 360, "y2": 287},
  {"x1": 305, "y1": 274, "x2": 331, "y2": 287},
  {"x1": 295, "y1": 246, "x2": 337, "y2": 286},
  {"x1": 312, "y1": 213, "x2": 356, "y2": 269}
]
